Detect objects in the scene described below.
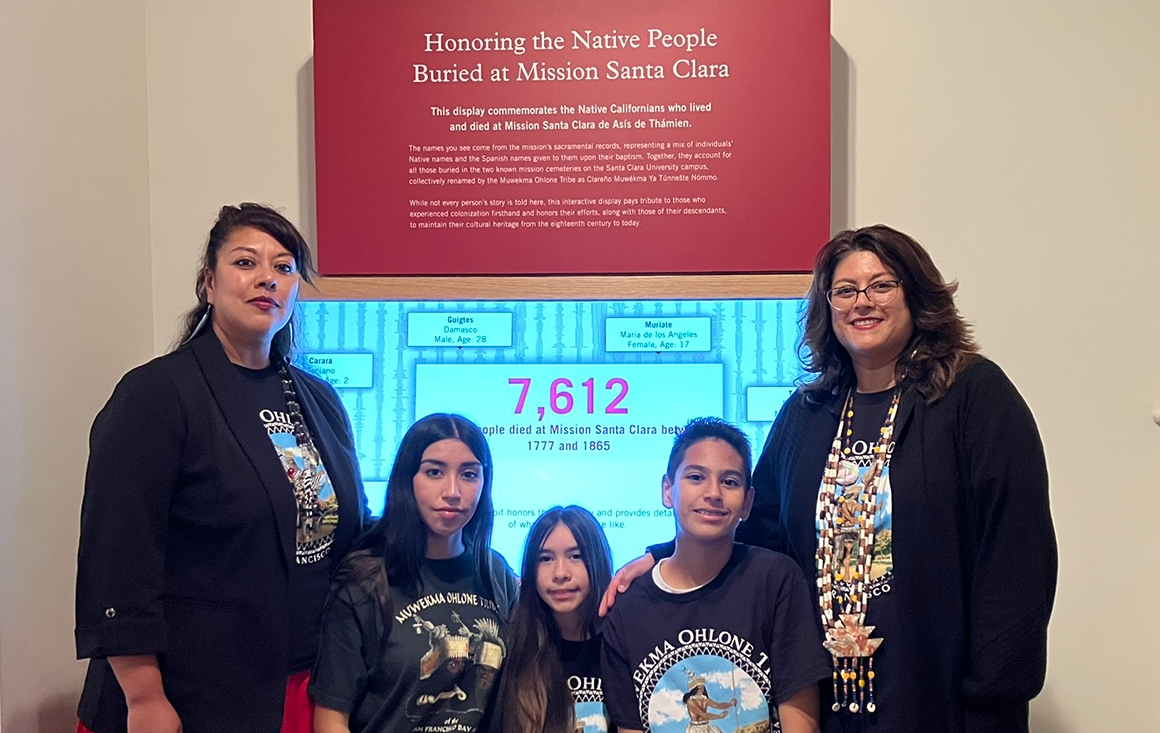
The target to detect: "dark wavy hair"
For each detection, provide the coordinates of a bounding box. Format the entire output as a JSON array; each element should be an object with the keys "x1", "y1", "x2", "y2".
[
  {"x1": 666, "y1": 417, "x2": 753, "y2": 489},
  {"x1": 497, "y1": 506, "x2": 612, "y2": 733},
  {"x1": 329, "y1": 414, "x2": 497, "y2": 653},
  {"x1": 173, "y1": 203, "x2": 316, "y2": 358},
  {"x1": 800, "y1": 224, "x2": 978, "y2": 402}
]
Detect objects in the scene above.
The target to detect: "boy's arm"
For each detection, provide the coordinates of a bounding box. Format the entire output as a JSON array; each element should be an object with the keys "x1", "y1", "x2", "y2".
[
  {"x1": 598, "y1": 552, "x2": 655, "y2": 617},
  {"x1": 775, "y1": 684, "x2": 822, "y2": 733}
]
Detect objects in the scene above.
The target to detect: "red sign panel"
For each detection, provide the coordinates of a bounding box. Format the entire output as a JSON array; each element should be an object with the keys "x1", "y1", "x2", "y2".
[{"x1": 313, "y1": 0, "x2": 829, "y2": 275}]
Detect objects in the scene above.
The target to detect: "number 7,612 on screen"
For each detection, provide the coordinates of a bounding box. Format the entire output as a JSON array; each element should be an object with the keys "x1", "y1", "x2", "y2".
[{"x1": 508, "y1": 377, "x2": 629, "y2": 420}]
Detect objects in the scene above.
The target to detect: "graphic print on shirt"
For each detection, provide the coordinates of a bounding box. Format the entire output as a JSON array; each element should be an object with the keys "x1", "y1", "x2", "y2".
[
  {"x1": 574, "y1": 700, "x2": 610, "y2": 733},
  {"x1": 819, "y1": 436, "x2": 894, "y2": 602},
  {"x1": 570, "y1": 675, "x2": 610, "y2": 733},
  {"x1": 636, "y1": 632, "x2": 776, "y2": 733},
  {"x1": 395, "y1": 591, "x2": 506, "y2": 730},
  {"x1": 260, "y1": 408, "x2": 339, "y2": 564}
]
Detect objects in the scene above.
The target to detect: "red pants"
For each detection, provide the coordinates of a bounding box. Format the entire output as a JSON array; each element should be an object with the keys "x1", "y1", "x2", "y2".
[{"x1": 77, "y1": 670, "x2": 314, "y2": 733}]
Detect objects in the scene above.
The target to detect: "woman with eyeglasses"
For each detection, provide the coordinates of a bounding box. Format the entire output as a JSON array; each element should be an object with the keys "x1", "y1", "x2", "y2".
[{"x1": 603, "y1": 225, "x2": 1057, "y2": 733}]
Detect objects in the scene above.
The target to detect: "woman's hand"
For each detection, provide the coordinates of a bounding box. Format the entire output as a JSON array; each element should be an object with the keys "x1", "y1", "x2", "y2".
[
  {"x1": 314, "y1": 705, "x2": 353, "y2": 733},
  {"x1": 598, "y1": 552, "x2": 656, "y2": 617},
  {"x1": 126, "y1": 696, "x2": 182, "y2": 733},
  {"x1": 108, "y1": 656, "x2": 182, "y2": 733}
]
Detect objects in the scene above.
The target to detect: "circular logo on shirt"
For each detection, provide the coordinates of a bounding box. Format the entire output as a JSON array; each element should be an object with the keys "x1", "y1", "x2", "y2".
[{"x1": 646, "y1": 654, "x2": 769, "y2": 733}]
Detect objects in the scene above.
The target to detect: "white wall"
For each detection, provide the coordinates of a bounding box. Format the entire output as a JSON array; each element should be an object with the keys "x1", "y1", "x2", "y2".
[
  {"x1": 0, "y1": 1, "x2": 154, "y2": 730},
  {"x1": 1, "y1": 0, "x2": 1155, "y2": 730},
  {"x1": 145, "y1": 0, "x2": 316, "y2": 352}
]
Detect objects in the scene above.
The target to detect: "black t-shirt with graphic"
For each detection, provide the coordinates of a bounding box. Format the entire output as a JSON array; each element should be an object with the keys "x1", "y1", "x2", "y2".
[
  {"x1": 236, "y1": 363, "x2": 340, "y2": 671},
  {"x1": 311, "y1": 551, "x2": 518, "y2": 733},
  {"x1": 601, "y1": 544, "x2": 829, "y2": 733},
  {"x1": 819, "y1": 387, "x2": 901, "y2": 726},
  {"x1": 561, "y1": 635, "x2": 613, "y2": 733}
]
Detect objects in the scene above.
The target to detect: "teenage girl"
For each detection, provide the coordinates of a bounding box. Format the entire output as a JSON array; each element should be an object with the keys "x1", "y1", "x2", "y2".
[
  {"x1": 311, "y1": 413, "x2": 518, "y2": 733},
  {"x1": 494, "y1": 505, "x2": 615, "y2": 733}
]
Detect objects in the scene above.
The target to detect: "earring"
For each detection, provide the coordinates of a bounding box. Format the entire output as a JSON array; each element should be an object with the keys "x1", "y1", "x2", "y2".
[{"x1": 184, "y1": 304, "x2": 212, "y2": 344}]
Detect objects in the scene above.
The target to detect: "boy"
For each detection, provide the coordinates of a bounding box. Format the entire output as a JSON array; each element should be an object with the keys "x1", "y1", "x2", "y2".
[{"x1": 601, "y1": 418, "x2": 829, "y2": 733}]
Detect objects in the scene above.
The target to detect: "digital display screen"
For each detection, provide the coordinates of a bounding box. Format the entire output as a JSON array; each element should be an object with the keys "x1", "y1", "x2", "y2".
[{"x1": 298, "y1": 298, "x2": 805, "y2": 568}]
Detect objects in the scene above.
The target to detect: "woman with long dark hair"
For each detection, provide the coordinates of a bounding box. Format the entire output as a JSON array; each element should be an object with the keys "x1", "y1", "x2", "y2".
[
  {"x1": 311, "y1": 413, "x2": 518, "y2": 733},
  {"x1": 75, "y1": 203, "x2": 369, "y2": 733},
  {"x1": 494, "y1": 506, "x2": 614, "y2": 733},
  {"x1": 604, "y1": 225, "x2": 1057, "y2": 733}
]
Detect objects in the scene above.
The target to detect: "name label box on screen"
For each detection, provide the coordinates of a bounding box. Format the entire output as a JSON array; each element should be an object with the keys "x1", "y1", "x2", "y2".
[
  {"x1": 605, "y1": 317, "x2": 711, "y2": 352},
  {"x1": 407, "y1": 312, "x2": 514, "y2": 347},
  {"x1": 302, "y1": 353, "x2": 375, "y2": 388}
]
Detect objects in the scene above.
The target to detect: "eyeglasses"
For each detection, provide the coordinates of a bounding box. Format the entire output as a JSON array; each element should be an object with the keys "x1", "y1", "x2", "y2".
[{"x1": 826, "y1": 280, "x2": 902, "y2": 311}]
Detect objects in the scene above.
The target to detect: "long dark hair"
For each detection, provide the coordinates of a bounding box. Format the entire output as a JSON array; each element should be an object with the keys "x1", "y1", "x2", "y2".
[
  {"x1": 800, "y1": 224, "x2": 979, "y2": 402},
  {"x1": 173, "y1": 203, "x2": 316, "y2": 358},
  {"x1": 497, "y1": 506, "x2": 613, "y2": 733},
  {"x1": 330, "y1": 414, "x2": 497, "y2": 650}
]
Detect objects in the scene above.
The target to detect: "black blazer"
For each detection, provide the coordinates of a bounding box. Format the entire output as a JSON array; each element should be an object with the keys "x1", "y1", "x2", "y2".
[{"x1": 75, "y1": 330, "x2": 369, "y2": 733}]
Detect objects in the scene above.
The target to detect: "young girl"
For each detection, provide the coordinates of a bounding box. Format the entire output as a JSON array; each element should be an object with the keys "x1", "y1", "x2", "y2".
[
  {"x1": 494, "y1": 505, "x2": 614, "y2": 733},
  {"x1": 311, "y1": 414, "x2": 518, "y2": 733}
]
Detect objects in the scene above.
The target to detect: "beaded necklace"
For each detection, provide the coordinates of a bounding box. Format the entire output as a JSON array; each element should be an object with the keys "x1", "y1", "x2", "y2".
[
  {"x1": 277, "y1": 359, "x2": 327, "y2": 545},
  {"x1": 815, "y1": 386, "x2": 901, "y2": 714}
]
